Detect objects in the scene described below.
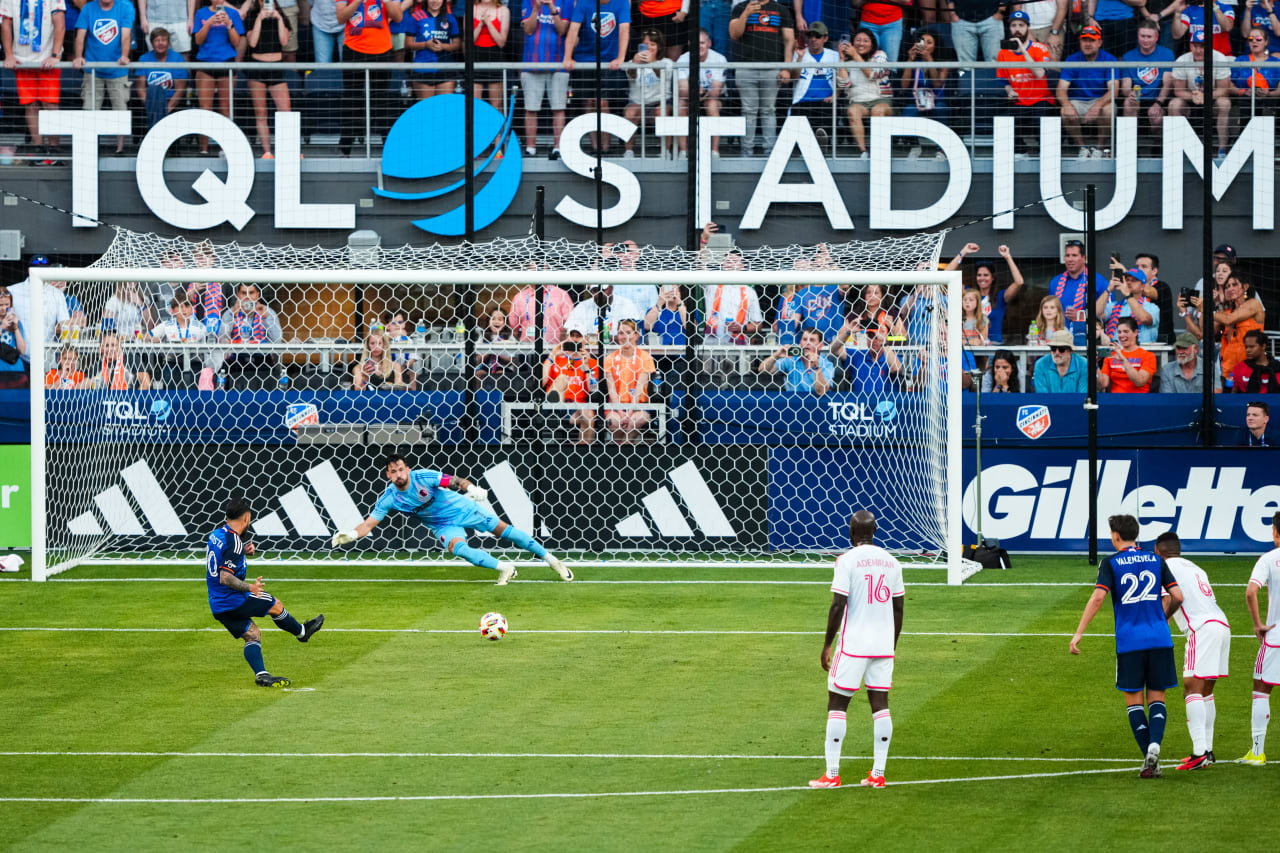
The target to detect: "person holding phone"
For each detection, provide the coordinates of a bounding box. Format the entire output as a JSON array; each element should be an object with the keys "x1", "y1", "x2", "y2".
[
  {"x1": 242, "y1": 0, "x2": 292, "y2": 158},
  {"x1": 728, "y1": 0, "x2": 794, "y2": 156},
  {"x1": 997, "y1": 11, "x2": 1053, "y2": 154},
  {"x1": 192, "y1": 0, "x2": 245, "y2": 154},
  {"x1": 1097, "y1": 265, "x2": 1160, "y2": 345},
  {"x1": 1048, "y1": 239, "x2": 1110, "y2": 346},
  {"x1": 623, "y1": 29, "x2": 669, "y2": 157},
  {"x1": 1242, "y1": 0, "x2": 1280, "y2": 58},
  {"x1": 901, "y1": 30, "x2": 948, "y2": 122}
]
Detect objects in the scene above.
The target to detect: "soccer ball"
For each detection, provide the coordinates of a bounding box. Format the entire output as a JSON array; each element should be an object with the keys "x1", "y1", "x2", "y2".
[{"x1": 479, "y1": 612, "x2": 508, "y2": 641}]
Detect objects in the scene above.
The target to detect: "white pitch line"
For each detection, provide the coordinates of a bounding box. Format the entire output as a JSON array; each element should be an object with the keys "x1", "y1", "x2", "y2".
[
  {"x1": 0, "y1": 767, "x2": 1138, "y2": 804},
  {"x1": 0, "y1": 751, "x2": 1141, "y2": 762},
  {"x1": 6, "y1": 577, "x2": 1256, "y2": 588}
]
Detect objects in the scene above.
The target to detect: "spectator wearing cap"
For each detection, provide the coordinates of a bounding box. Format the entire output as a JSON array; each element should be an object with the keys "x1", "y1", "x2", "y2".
[
  {"x1": 1173, "y1": 0, "x2": 1234, "y2": 57},
  {"x1": 1240, "y1": 400, "x2": 1273, "y2": 446},
  {"x1": 1231, "y1": 26, "x2": 1280, "y2": 117},
  {"x1": 1096, "y1": 265, "x2": 1160, "y2": 345},
  {"x1": 1120, "y1": 20, "x2": 1174, "y2": 133},
  {"x1": 1048, "y1": 239, "x2": 1109, "y2": 346},
  {"x1": 997, "y1": 11, "x2": 1055, "y2": 154},
  {"x1": 948, "y1": 0, "x2": 1004, "y2": 66},
  {"x1": 1169, "y1": 31, "x2": 1233, "y2": 157},
  {"x1": 788, "y1": 21, "x2": 851, "y2": 137},
  {"x1": 1159, "y1": 331, "x2": 1221, "y2": 393},
  {"x1": 1033, "y1": 329, "x2": 1089, "y2": 393},
  {"x1": 1057, "y1": 25, "x2": 1119, "y2": 159}
]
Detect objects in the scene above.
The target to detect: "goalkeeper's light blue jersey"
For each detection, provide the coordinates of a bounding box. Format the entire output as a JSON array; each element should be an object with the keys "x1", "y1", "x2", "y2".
[
  {"x1": 206, "y1": 524, "x2": 249, "y2": 614},
  {"x1": 372, "y1": 468, "x2": 473, "y2": 526}
]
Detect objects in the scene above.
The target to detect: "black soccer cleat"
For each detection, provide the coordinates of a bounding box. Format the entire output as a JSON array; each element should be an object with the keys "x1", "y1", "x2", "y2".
[
  {"x1": 255, "y1": 672, "x2": 292, "y2": 688},
  {"x1": 299, "y1": 613, "x2": 325, "y2": 643}
]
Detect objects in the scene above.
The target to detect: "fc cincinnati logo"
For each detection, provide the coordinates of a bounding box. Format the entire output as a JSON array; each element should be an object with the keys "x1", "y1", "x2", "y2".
[
  {"x1": 1016, "y1": 405, "x2": 1051, "y2": 440},
  {"x1": 93, "y1": 18, "x2": 119, "y2": 44}
]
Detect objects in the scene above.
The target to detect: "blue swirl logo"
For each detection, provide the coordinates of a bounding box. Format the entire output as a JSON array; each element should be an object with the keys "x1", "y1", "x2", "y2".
[{"x1": 373, "y1": 94, "x2": 523, "y2": 236}]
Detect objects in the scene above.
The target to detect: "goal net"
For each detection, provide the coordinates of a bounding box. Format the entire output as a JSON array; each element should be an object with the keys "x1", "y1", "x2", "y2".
[{"x1": 30, "y1": 228, "x2": 974, "y2": 583}]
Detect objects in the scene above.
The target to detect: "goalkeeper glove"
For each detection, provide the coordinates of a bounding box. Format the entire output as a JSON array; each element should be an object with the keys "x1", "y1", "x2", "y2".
[
  {"x1": 331, "y1": 529, "x2": 358, "y2": 547},
  {"x1": 465, "y1": 485, "x2": 489, "y2": 502}
]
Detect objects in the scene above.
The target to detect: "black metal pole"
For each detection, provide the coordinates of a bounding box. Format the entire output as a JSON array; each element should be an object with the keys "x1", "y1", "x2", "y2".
[
  {"x1": 462, "y1": 0, "x2": 477, "y2": 443},
  {"x1": 533, "y1": 185, "x2": 546, "y2": 541},
  {"x1": 687, "y1": 14, "x2": 702, "y2": 249},
  {"x1": 1085, "y1": 184, "x2": 1099, "y2": 565},
  {"x1": 1200, "y1": 40, "x2": 1217, "y2": 449},
  {"x1": 594, "y1": 0, "x2": 604, "y2": 246}
]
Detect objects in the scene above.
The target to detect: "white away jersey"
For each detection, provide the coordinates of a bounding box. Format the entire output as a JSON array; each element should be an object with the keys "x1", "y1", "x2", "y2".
[
  {"x1": 831, "y1": 544, "x2": 905, "y2": 658},
  {"x1": 1250, "y1": 547, "x2": 1280, "y2": 646},
  {"x1": 1166, "y1": 556, "x2": 1228, "y2": 634}
]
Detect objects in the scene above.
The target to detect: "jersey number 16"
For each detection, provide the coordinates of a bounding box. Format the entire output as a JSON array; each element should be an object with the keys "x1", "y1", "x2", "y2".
[{"x1": 865, "y1": 574, "x2": 892, "y2": 604}]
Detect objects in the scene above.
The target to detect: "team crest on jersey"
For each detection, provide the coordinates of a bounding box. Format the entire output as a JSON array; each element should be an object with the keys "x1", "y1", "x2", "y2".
[
  {"x1": 1016, "y1": 404, "x2": 1051, "y2": 440},
  {"x1": 93, "y1": 17, "x2": 119, "y2": 44},
  {"x1": 367, "y1": 3, "x2": 382, "y2": 21},
  {"x1": 1137, "y1": 67, "x2": 1159, "y2": 85},
  {"x1": 592, "y1": 11, "x2": 616, "y2": 37},
  {"x1": 418, "y1": 487, "x2": 428, "y2": 497}
]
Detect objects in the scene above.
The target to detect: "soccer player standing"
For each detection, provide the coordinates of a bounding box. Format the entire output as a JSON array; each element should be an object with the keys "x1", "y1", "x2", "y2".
[
  {"x1": 332, "y1": 453, "x2": 573, "y2": 585},
  {"x1": 207, "y1": 499, "x2": 324, "y2": 688},
  {"x1": 1070, "y1": 514, "x2": 1183, "y2": 778},
  {"x1": 1239, "y1": 511, "x2": 1280, "y2": 766},
  {"x1": 809, "y1": 510, "x2": 905, "y2": 789},
  {"x1": 1153, "y1": 532, "x2": 1230, "y2": 770}
]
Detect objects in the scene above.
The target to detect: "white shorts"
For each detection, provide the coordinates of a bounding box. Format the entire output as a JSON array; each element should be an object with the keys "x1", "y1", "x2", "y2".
[
  {"x1": 521, "y1": 71, "x2": 570, "y2": 112},
  {"x1": 828, "y1": 654, "x2": 893, "y2": 696},
  {"x1": 1255, "y1": 642, "x2": 1280, "y2": 686},
  {"x1": 1183, "y1": 621, "x2": 1230, "y2": 680}
]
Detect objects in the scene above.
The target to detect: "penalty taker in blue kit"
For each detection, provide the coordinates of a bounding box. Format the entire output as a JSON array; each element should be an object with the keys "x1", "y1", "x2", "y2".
[{"x1": 331, "y1": 453, "x2": 574, "y2": 585}]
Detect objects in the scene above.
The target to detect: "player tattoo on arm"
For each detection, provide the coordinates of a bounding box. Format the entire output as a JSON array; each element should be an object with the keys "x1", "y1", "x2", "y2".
[{"x1": 219, "y1": 569, "x2": 253, "y2": 593}]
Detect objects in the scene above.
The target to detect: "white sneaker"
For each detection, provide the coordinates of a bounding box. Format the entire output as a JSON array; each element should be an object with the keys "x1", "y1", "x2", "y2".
[
  {"x1": 1089, "y1": 147, "x2": 1102, "y2": 159},
  {"x1": 546, "y1": 554, "x2": 574, "y2": 582},
  {"x1": 858, "y1": 151, "x2": 869, "y2": 160},
  {"x1": 1078, "y1": 146, "x2": 1091, "y2": 159},
  {"x1": 623, "y1": 149, "x2": 635, "y2": 159},
  {"x1": 496, "y1": 562, "x2": 519, "y2": 585}
]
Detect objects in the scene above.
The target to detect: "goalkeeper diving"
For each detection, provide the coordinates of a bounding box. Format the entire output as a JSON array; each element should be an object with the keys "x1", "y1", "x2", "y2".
[{"x1": 331, "y1": 452, "x2": 574, "y2": 585}]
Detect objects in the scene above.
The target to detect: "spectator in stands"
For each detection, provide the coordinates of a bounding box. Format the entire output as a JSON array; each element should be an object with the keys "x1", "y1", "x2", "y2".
[
  {"x1": 981, "y1": 349, "x2": 1020, "y2": 392},
  {"x1": 1169, "y1": 31, "x2": 1232, "y2": 158},
  {"x1": 998, "y1": 11, "x2": 1054, "y2": 153},
  {"x1": 1028, "y1": 294, "x2": 1068, "y2": 345},
  {"x1": 637, "y1": 0, "x2": 687, "y2": 60},
  {"x1": 138, "y1": 0, "x2": 191, "y2": 56},
  {"x1": 383, "y1": 308, "x2": 419, "y2": 382},
  {"x1": 563, "y1": 0, "x2": 630, "y2": 156},
  {"x1": 788, "y1": 22, "x2": 849, "y2": 143},
  {"x1": 519, "y1": 0, "x2": 566, "y2": 158},
  {"x1": 509, "y1": 282, "x2": 573, "y2": 345},
  {"x1": 79, "y1": 331, "x2": 151, "y2": 390},
  {"x1": 1049, "y1": 239, "x2": 1109, "y2": 344},
  {"x1": 243, "y1": 0, "x2": 293, "y2": 160},
  {"x1": 624, "y1": 30, "x2": 670, "y2": 158},
  {"x1": 603, "y1": 318, "x2": 657, "y2": 442},
  {"x1": 759, "y1": 327, "x2": 835, "y2": 394},
  {"x1": 602, "y1": 240, "x2": 659, "y2": 317},
  {"x1": 1230, "y1": 328, "x2": 1279, "y2": 393},
  {"x1": 1029, "y1": 0, "x2": 1068, "y2": 60},
  {"x1": 566, "y1": 283, "x2": 645, "y2": 342},
  {"x1": 336, "y1": 0, "x2": 404, "y2": 156},
  {"x1": 729, "y1": 0, "x2": 794, "y2": 156},
  {"x1": 704, "y1": 256, "x2": 764, "y2": 344},
  {"x1": 944, "y1": 242, "x2": 1025, "y2": 343},
  {"x1": 353, "y1": 326, "x2": 406, "y2": 390},
  {"x1": 1159, "y1": 331, "x2": 1220, "y2": 392},
  {"x1": 703, "y1": 0, "x2": 731, "y2": 57},
  {"x1": 1181, "y1": 258, "x2": 1232, "y2": 341},
  {"x1": 186, "y1": 244, "x2": 226, "y2": 337},
  {"x1": 1240, "y1": 400, "x2": 1273, "y2": 446},
  {"x1": 675, "y1": 29, "x2": 727, "y2": 157},
  {"x1": 1057, "y1": 25, "x2": 1118, "y2": 159},
  {"x1": 134, "y1": 28, "x2": 189, "y2": 130},
  {"x1": 1173, "y1": 0, "x2": 1234, "y2": 56},
  {"x1": 1132, "y1": 252, "x2": 1175, "y2": 344},
  {"x1": 1120, "y1": 20, "x2": 1174, "y2": 132},
  {"x1": 858, "y1": 0, "x2": 911, "y2": 64},
  {"x1": 1215, "y1": 272, "x2": 1264, "y2": 383},
  {"x1": 218, "y1": 283, "x2": 284, "y2": 389},
  {"x1": 1, "y1": 0, "x2": 66, "y2": 162},
  {"x1": 852, "y1": 282, "x2": 905, "y2": 342},
  {"x1": 407, "y1": 0, "x2": 461, "y2": 101},
  {"x1": 961, "y1": 288, "x2": 989, "y2": 345},
  {"x1": 470, "y1": 0, "x2": 509, "y2": 112},
  {"x1": 840, "y1": 28, "x2": 891, "y2": 158},
  {"x1": 645, "y1": 284, "x2": 689, "y2": 345},
  {"x1": 775, "y1": 275, "x2": 805, "y2": 345},
  {"x1": 543, "y1": 336, "x2": 600, "y2": 443},
  {"x1": 0, "y1": 289, "x2": 29, "y2": 389},
  {"x1": 103, "y1": 281, "x2": 155, "y2": 339},
  {"x1": 790, "y1": 277, "x2": 848, "y2": 344},
  {"x1": 1232, "y1": 26, "x2": 1280, "y2": 115},
  {"x1": 73, "y1": 0, "x2": 133, "y2": 155},
  {"x1": 472, "y1": 304, "x2": 514, "y2": 389},
  {"x1": 311, "y1": 0, "x2": 346, "y2": 65},
  {"x1": 1098, "y1": 315, "x2": 1155, "y2": 393},
  {"x1": 148, "y1": 294, "x2": 207, "y2": 388},
  {"x1": 192, "y1": 0, "x2": 246, "y2": 155},
  {"x1": 950, "y1": 0, "x2": 1003, "y2": 65},
  {"x1": 1033, "y1": 328, "x2": 1089, "y2": 392},
  {"x1": 45, "y1": 344, "x2": 84, "y2": 389},
  {"x1": 7, "y1": 255, "x2": 69, "y2": 344},
  {"x1": 1097, "y1": 265, "x2": 1160, "y2": 344},
  {"x1": 901, "y1": 30, "x2": 948, "y2": 123},
  {"x1": 1086, "y1": 0, "x2": 1138, "y2": 57},
  {"x1": 1241, "y1": 0, "x2": 1280, "y2": 58},
  {"x1": 831, "y1": 320, "x2": 903, "y2": 393}
]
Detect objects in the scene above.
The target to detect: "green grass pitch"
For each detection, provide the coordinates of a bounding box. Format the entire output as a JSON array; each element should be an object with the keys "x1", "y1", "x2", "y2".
[{"x1": 0, "y1": 555, "x2": 1273, "y2": 851}]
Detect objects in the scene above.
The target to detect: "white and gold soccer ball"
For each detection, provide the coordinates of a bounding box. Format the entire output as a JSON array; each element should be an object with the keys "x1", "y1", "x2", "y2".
[{"x1": 479, "y1": 612, "x2": 508, "y2": 641}]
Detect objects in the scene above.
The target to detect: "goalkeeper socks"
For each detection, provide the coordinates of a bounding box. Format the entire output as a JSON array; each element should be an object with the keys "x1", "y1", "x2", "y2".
[
  {"x1": 500, "y1": 525, "x2": 548, "y2": 560},
  {"x1": 1252, "y1": 692, "x2": 1271, "y2": 755},
  {"x1": 871, "y1": 710, "x2": 892, "y2": 777},
  {"x1": 450, "y1": 541, "x2": 500, "y2": 571},
  {"x1": 1184, "y1": 694, "x2": 1206, "y2": 755},
  {"x1": 824, "y1": 711, "x2": 846, "y2": 777},
  {"x1": 1147, "y1": 700, "x2": 1167, "y2": 747},
  {"x1": 243, "y1": 640, "x2": 266, "y2": 674},
  {"x1": 271, "y1": 609, "x2": 303, "y2": 637},
  {"x1": 1127, "y1": 704, "x2": 1150, "y2": 754},
  {"x1": 1203, "y1": 693, "x2": 1216, "y2": 751}
]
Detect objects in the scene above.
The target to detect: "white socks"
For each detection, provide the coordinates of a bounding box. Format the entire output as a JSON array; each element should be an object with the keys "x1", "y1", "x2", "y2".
[
  {"x1": 824, "y1": 711, "x2": 846, "y2": 777},
  {"x1": 1203, "y1": 693, "x2": 1216, "y2": 751},
  {"x1": 872, "y1": 710, "x2": 893, "y2": 777},
  {"x1": 1185, "y1": 694, "x2": 1206, "y2": 755},
  {"x1": 1252, "y1": 692, "x2": 1271, "y2": 755}
]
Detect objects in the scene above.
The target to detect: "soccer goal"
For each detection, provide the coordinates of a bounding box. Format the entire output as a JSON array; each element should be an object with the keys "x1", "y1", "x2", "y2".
[{"x1": 29, "y1": 229, "x2": 976, "y2": 583}]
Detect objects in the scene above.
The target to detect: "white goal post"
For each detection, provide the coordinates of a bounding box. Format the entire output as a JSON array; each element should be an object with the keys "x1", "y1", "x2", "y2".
[{"x1": 29, "y1": 247, "x2": 972, "y2": 584}]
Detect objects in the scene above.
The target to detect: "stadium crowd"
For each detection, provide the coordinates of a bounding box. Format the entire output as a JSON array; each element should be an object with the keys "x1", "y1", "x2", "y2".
[{"x1": 2, "y1": 0, "x2": 1280, "y2": 159}]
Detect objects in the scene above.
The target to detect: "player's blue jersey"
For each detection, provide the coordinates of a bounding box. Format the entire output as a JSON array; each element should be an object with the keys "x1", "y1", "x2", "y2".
[
  {"x1": 1096, "y1": 547, "x2": 1178, "y2": 654},
  {"x1": 372, "y1": 468, "x2": 474, "y2": 527},
  {"x1": 206, "y1": 524, "x2": 249, "y2": 614}
]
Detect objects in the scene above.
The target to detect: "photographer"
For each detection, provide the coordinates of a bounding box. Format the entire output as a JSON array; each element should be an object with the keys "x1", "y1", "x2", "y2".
[
  {"x1": 543, "y1": 329, "x2": 601, "y2": 443},
  {"x1": 1097, "y1": 262, "x2": 1160, "y2": 344},
  {"x1": 759, "y1": 327, "x2": 835, "y2": 395},
  {"x1": 901, "y1": 30, "x2": 948, "y2": 122}
]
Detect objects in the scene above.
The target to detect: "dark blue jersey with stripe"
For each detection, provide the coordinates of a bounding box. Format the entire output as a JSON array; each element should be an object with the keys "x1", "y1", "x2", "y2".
[
  {"x1": 1096, "y1": 547, "x2": 1178, "y2": 654},
  {"x1": 206, "y1": 524, "x2": 250, "y2": 614}
]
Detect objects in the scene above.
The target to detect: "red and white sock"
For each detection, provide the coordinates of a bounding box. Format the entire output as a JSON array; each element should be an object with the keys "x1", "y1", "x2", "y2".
[
  {"x1": 1184, "y1": 694, "x2": 1206, "y2": 755},
  {"x1": 1252, "y1": 692, "x2": 1271, "y2": 755},
  {"x1": 824, "y1": 711, "x2": 846, "y2": 777},
  {"x1": 871, "y1": 710, "x2": 892, "y2": 778},
  {"x1": 1202, "y1": 693, "x2": 1216, "y2": 751}
]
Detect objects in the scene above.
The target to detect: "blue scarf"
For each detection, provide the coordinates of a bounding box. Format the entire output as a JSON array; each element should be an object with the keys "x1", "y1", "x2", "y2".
[{"x1": 18, "y1": 0, "x2": 44, "y2": 52}]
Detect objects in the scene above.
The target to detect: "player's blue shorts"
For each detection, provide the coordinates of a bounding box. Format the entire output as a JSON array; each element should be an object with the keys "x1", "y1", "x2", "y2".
[
  {"x1": 212, "y1": 594, "x2": 278, "y2": 638},
  {"x1": 1115, "y1": 646, "x2": 1178, "y2": 692},
  {"x1": 422, "y1": 503, "x2": 500, "y2": 550}
]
